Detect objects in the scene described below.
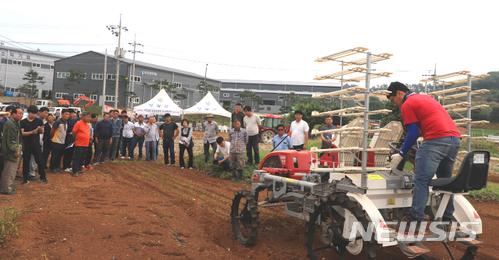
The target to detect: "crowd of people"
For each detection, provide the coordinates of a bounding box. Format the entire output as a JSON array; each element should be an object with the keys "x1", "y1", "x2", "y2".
[{"x1": 0, "y1": 101, "x2": 333, "y2": 195}]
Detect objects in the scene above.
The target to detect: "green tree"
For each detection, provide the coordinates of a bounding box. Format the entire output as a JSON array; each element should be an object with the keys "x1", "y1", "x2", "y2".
[
  {"x1": 239, "y1": 90, "x2": 263, "y2": 111},
  {"x1": 150, "y1": 79, "x2": 179, "y2": 97},
  {"x1": 196, "y1": 80, "x2": 220, "y2": 96},
  {"x1": 489, "y1": 106, "x2": 499, "y2": 123},
  {"x1": 18, "y1": 69, "x2": 45, "y2": 104},
  {"x1": 279, "y1": 92, "x2": 299, "y2": 113},
  {"x1": 63, "y1": 69, "x2": 86, "y2": 93}
]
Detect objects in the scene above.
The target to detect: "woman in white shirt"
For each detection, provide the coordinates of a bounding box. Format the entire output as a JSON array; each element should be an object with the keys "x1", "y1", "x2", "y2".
[{"x1": 179, "y1": 119, "x2": 194, "y2": 169}]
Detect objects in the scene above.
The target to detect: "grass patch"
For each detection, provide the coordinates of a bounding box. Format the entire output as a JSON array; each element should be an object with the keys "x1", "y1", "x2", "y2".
[
  {"x1": 469, "y1": 182, "x2": 499, "y2": 202},
  {"x1": 462, "y1": 140, "x2": 499, "y2": 157},
  {"x1": 0, "y1": 207, "x2": 21, "y2": 244},
  {"x1": 193, "y1": 149, "x2": 272, "y2": 182}
]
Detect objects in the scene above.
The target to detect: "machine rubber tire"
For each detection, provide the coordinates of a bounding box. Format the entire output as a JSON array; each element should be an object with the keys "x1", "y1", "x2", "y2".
[
  {"x1": 260, "y1": 130, "x2": 275, "y2": 144},
  {"x1": 231, "y1": 190, "x2": 260, "y2": 246},
  {"x1": 305, "y1": 194, "x2": 376, "y2": 260}
]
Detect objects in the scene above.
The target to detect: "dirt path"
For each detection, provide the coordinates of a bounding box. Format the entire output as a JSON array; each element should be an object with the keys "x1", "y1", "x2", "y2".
[{"x1": 0, "y1": 137, "x2": 498, "y2": 259}]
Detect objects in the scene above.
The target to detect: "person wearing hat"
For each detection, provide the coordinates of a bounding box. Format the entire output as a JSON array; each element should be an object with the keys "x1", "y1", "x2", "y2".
[
  {"x1": 386, "y1": 81, "x2": 461, "y2": 232},
  {"x1": 159, "y1": 113, "x2": 179, "y2": 166},
  {"x1": 213, "y1": 136, "x2": 230, "y2": 171},
  {"x1": 289, "y1": 109, "x2": 309, "y2": 150},
  {"x1": 202, "y1": 114, "x2": 219, "y2": 163}
]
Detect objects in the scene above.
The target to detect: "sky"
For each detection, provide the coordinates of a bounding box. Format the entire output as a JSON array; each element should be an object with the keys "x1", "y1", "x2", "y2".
[{"x1": 1, "y1": 0, "x2": 498, "y2": 87}]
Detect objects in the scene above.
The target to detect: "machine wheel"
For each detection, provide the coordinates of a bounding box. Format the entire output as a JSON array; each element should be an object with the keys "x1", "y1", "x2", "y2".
[
  {"x1": 231, "y1": 190, "x2": 260, "y2": 246},
  {"x1": 305, "y1": 194, "x2": 376, "y2": 260},
  {"x1": 260, "y1": 130, "x2": 275, "y2": 144}
]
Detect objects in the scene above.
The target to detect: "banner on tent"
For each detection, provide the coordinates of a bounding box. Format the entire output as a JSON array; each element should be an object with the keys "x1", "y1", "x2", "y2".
[{"x1": 134, "y1": 107, "x2": 181, "y2": 116}]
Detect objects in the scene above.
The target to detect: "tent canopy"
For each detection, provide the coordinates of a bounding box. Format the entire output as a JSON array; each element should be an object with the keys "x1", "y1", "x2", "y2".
[
  {"x1": 133, "y1": 89, "x2": 182, "y2": 116},
  {"x1": 183, "y1": 91, "x2": 231, "y2": 118}
]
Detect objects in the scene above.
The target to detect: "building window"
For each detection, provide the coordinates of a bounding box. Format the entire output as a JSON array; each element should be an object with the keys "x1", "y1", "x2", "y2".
[
  {"x1": 50, "y1": 65, "x2": 54, "y2": 70},
  {"x1": 57, "y1": 72, "x2": 70, "y2": 78},
  {"x1": 90, "y1": 94, "x2": 98, "y2": 101},
  {"x1": 105, "y1": 95, "x2": 115, "y2": 102},
  {"x1": 92, "y1": 73, "x2": 103, "y2": 80},
  {"x1": 222, "y1": 93, "x2": 229, "y2": 97},
  {"x1": 73, "y1": 93, "x2": 84, "y2": 99},
  {"x1": 133, "y1": 76, "x2": 141, "y2": 82},
  {"x1": 267, "y1": 107, "x2": 271, "y2": 110},
  {"x1": 222, "y1": 101, "x2": 231, "y2": 106},
  {"x1": 174, "y1": 82, "x2": 182, "y2": 88},
  {"x1": 55, "y1": 92, "x2": 68, "y2": 99},
  {"x1": 263, "y1": 100, "x2": 275, "y2": 106},
  {"x1": 234, "y1": 93, "x2": 239, "y2": 97},
  {"x1": 12, "y1": 60, "x2": 22, "y2": 66},
  {"x1": 107, "y1": 74, "x2": 116, "y2": 80},
  {"x1": 128, "y1": 97, "x2": 140, "y2": 104},
  {"x1": 32, "y1": 62, "x2": 41, "y2": 68}
]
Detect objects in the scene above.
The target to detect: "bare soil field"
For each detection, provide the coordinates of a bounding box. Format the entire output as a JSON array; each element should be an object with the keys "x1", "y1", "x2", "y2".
[{"x1": 0, "y1": 132, "x2": 498, "y2": 259}]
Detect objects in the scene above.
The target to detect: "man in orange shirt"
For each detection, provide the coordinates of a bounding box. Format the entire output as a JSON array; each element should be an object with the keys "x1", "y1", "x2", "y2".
[{"x1": 71, "y1": 112, "x2": 91, "y2": 177}]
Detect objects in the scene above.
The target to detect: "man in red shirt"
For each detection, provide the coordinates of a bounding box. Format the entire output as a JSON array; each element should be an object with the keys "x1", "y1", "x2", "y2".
[
  {"x1": 71, "y1": 112, "x2": 91, "y2": 177},
  {"x1": 387, "y1": 82, "x2": 461, "y2": 231}
]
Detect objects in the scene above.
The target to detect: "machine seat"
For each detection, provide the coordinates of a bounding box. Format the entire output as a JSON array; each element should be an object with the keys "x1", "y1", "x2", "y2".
[{"x1": 429, "y1": 150, "x2": 489, "y2": 193}]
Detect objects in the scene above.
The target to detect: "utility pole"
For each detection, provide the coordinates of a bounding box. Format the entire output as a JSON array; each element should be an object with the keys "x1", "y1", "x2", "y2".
[
  {"x1": 106, "y1": 14, "x2": 128, "y2": 109},
  {"x1": 102, "y1": 49, "x2": 108, "y2": 116},
  {"x1": 128, "y1": 35, "x2": 143, "y2": 110}
]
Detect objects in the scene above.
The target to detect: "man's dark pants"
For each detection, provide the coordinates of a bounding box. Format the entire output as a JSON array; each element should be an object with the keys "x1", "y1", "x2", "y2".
[
  {"x1": 132, "y1": 136, "x2": 144, "y2": 159},
  {"x1": 22, "y1": 145, "x2": 46, "y2": 181},
  {"x1": 72, "y1": 146, "x2": 88, "y2": 174},
  {"x1": 110, "y1": 136, "x2": 120, "y2": 160},
  {"x1": 204, "y1": 141, "x2": 217, "y2": 163},
  {"x1": 122, "y1": 137, "x2": 133, "y2": 159},
  {"x1": 163, "y1": 139, "x2": 175, "y2": 165},
  {"x1": 42, "y1": 141, "x2": 52, "y2": 169},
  {"x1": 62, "y1": 146, "x2": 74, "y2": 169},
  {"x1": 94, "y1": 139, "x2": 111, "y2": 163},
  {"x1": 50, "y1": 142, "x2": 65, "y2": 170},
  {"x1": 246, "y1": 135, "x2": 260, "y2": 164}
]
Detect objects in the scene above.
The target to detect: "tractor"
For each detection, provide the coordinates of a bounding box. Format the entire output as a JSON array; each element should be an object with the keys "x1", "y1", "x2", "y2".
[{"x1": 259, "y1": 114, "x2": 289, "y2": 144}]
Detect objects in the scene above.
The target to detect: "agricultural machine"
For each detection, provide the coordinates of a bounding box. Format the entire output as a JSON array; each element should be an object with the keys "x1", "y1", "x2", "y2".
[
  {"x1": 259, "y1": 114, "x2": 289, "y2": 144},
  {"x1": 231, "y1": 48, "x2": 490, "y2": 260}
]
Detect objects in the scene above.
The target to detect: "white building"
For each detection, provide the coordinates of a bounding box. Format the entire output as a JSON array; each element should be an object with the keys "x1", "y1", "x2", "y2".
[{"x1": 0, "y1": 43, "x2": 65, "y2": 98}]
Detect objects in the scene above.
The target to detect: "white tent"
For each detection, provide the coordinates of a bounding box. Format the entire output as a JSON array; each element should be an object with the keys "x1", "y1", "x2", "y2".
[
  {"x1": 183, "y1": 91, "x2": 231, "y2": 118},
  {"x1": 133, "y1": 89, "x2": 182, "y2": 116}
]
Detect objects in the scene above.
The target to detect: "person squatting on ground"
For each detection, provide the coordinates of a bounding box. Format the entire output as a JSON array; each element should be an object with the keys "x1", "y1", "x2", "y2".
[
  {"x1": 62, "y1": 109, "x2": 78, "y2": 172},
  {"x1": 71, "y1": 112, "x2": 91, "y2": 177},
  {"x1": 132, "y1": 115, "x2": 146, "y2": 160},
  {"x1": 272, "y1": 124, "x2": 292, "y2": 151},
  {"x1": 202, "y1": 114, "x2": 219, "y2": 163},
  {"x1": 109, "y1": 110, "x2": 122, "y2": 161},
  {"x1": 20, "y1": 105, "x2": 47, "y2": 185},
  {"x1": 214, "y1": 136, "x2": 230, "y2": 171},
  {"x1": 290, "y1": 110, "x2": 309, "y2": 150},
  {"x1": 179, "y1": 119, "x2": 194, "y2": 169},
  {"x1": 144, "y1": 116, "x2": 159, "y2": 162},
  {"x1": 159, "y1": 113, "x2": 179, "y2": 166},
  {"x1": 120, "y1": 116, "x2": 135, "y2": 160},
  {"x1": 50, "y1": 109, "x2": 70, "y2": 174},
  {"x1": 93, "y1": 112, "x2": 113, "y2": 165},
  {"x1": 229, "y1": 119, "x2": 248, "y2": 182},
  {"x1": 1, "y1": 107, "x2": 23, "y2": 195},
  {"x1": 243, "y1": 106, "x2": 261, "y2": 165},
  {"x1": 386, "y1": 82, "x2": 462, "y2": 230}
]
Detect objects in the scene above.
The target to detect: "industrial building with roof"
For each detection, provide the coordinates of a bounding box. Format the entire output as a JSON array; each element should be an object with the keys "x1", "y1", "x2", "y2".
[{"x1": 0, "y1": 44, "x2": 64, "y2": 98}]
